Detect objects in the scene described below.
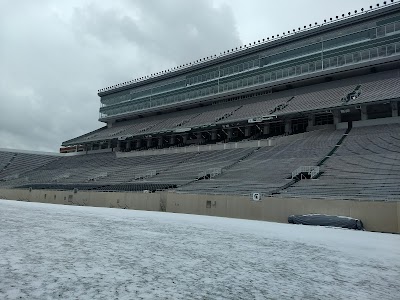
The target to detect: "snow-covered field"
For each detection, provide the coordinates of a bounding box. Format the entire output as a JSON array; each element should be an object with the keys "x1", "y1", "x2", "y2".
[{"x1": 0, "y1": 200, "x2": 399, "y2": 300}]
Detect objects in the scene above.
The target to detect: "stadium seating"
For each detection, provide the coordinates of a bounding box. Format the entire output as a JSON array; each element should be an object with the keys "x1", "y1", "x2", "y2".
[
  {"x1": 1, "y1": 123, "x2": 400, "y2": 201},
  {"x1": 284, "y1": 123, "x2": 400, "y2": 200},
  {"x1": 177, "y1": 129, "x2": 345, "y2": 195},
  {"x1": 64, "y1": 69, "x2": 400, "y2": 146}
]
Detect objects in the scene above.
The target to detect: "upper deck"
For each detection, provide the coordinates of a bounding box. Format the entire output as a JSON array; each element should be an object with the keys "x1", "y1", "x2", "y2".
[{"x1": 98, "y1": 2, "x2": 400, "y2": 122}]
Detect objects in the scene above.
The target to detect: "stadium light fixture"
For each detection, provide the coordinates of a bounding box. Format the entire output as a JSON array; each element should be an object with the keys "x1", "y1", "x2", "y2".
[
  {"x1": 361, "y1": 8, "x2": 364, "y2": 11},
  {"x1": 348, "y1": 12, "x2": 351, "y2": 15}
]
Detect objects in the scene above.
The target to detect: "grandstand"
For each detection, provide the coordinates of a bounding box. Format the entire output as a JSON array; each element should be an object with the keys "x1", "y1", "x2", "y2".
[{"x1": 1, "y1": 2, "x2": 400, "y2": 232}]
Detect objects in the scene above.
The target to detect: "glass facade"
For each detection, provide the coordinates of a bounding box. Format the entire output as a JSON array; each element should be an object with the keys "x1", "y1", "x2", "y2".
[{"x1": 100, "y1": 16, "x2": 400, "y2": 119}]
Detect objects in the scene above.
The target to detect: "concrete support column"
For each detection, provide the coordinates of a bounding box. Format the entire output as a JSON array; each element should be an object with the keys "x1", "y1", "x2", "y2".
[
  {"x1": 391, "y1": 101, "x2": 398, "y2": 117},
  {"x1": 227, "y1": 128, "x2": 233, "y2": 139},
  {"x1": 170, "y1": 135, "x2": 176, "y2": 145},
  {"x1": 361, "y1": 105, "x2": 368, "y2": 121},
  {"x1": 136, "y1": 139, "x2": 142, "y2": 149},
  {"x1": 263, "y1": 124, "x2": 270, "y2": 135},
  {"x1": 116, "y1": 140, "x2": 121, "y2": 151},
  {"x1": 244, "y1": 126, "x2": 251, "y2": 137},
  {"x1": 333, "y1": 110, "x2": 341, "y2": 125},
  {"x1": 211, "y1": 130, "x2": 217, "y2": 141},
  {"x1": 146, "y1": 139, "x2": 152, "y2": 148},
  {"x1": 285, "y1": 120, "x2": 292, "y2": 135},
  {"x1": 158, "y1": 137, "x2": 163, "y2": 147},
  {"x1": 308, "y1": 114, "x2": 314, "y2": 128},
  {"x1": 196, "y1": 132, "x2": 202, "y2": 140},
  {"x1": 182, "y1": 134, "x2": 188, "y2": 144},
  {"x1": 107, "y1": 140, "x2": 111, "y2": 149},
  {"x1": 126, "y1": 140, "x2": 131, "y2": 150}
]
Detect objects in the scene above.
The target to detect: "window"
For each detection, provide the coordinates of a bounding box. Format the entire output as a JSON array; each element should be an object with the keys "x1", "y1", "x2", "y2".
[
  {"x1": 395, "y1": 21, "x2": 400, "y2": 32},
  {"x1": 309, "y1": 62, "x2": 316, "y2": 72},
  {"x1": 378, "y1": 46, "x2": 387, "y2": 57},
  {"x1": 353, "y1": 52, "x2": 361, "y2": 63},
  {"x1": 377, "y1": 26, "x2": 385, "y2": 37},
  {"x1": 370, "y1": 48, "x2": 378, "y2": 59},
  {"x1": 386, "y1": 23, "x2": 395, "y2": 35},
  {"x1": 345, "y1": 54, "x2": 353, "y2": 64},
  {"x1": 387, "y1": 44, "x2": 395, "y2": 56}
]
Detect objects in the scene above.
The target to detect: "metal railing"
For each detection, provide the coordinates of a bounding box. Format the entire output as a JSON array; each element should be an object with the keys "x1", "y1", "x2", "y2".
[{"x1": 292, "y1": 166, "x2": 320, "y2": 179}]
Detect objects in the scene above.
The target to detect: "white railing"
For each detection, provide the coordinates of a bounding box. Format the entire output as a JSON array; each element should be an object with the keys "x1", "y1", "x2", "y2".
[
  {"x1": 198, "y1": 168, "x2": 222, "y2": 179},
  {"x1": 292, "y1": 166, "x2": 320, "y2": 179}
]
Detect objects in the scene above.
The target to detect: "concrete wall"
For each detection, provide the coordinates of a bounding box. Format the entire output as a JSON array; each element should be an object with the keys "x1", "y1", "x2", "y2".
[
  {"x1": 0, "y1": 188, "x2": 398, "y2": 233},
  {"x1": 166, "y1": 193, "x2": 400, "y2": 233},
  {"x1": 336, "y1": 115, "x2": 400, "y2": 129},
  {"x1": 117, "y1": 139, "x2": 274, "y2": 158},
  {"x1": 0, "y1": 188, "x2": 161, "y2": 211}
]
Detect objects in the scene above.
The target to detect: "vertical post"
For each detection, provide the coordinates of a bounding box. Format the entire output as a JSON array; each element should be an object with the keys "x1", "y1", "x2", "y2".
[
  {"x1": 285, "y1": 120, "x2": 292, "y2": 135},
  {"x1": 263, "y1": 124, "x2": 270, "y2": 135},
  {"x1": 391, "y1": 101, "x2": 398, "y2": 117},
  {"x1": 308, "y1": 114, "x2": 314, "y2": 128},
  {"x1": 182, "y1": 134, "x2": 188, "y2": 144},
  {"x1": 244, "y1": 126, "x2": 251, "y2": 137},
  {"x1": 321, "y1": 39, "x2": 324, "y2": 70},
  {"x1": 227, "y1": 128, "x2": 233, "y2": 140},
  {"x1": 333, "y1": 110, "x2": 341, "y2": 125},
  {"x1": 126, "y1": 140, "x2": 131, "y2": 151},
  {"x1": 158, "y1": 137, "x2": 163, "y2": 147},
  {"x1": 136, "y1": 139, "x2": 142, "y2": 149},
  {"x1": 361, "y1": 105, "x2": 368, "y2": 121},
  {"x1": 211, "y1": 130, "x2": 217, "y2": 141}
]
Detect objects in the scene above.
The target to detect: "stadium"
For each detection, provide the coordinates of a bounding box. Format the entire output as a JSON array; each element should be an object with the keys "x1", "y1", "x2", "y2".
[
  {"x1": 1, "y1": 2, "x2": 400, "y2": 299},
  {"x1": 1, "y1": 1, "x2": 400, "y2": 234}
]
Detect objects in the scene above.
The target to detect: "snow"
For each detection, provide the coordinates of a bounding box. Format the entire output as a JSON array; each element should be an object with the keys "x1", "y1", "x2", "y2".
[{"x1": 0, "y1": 199, "x2": 399, "y2": 300}]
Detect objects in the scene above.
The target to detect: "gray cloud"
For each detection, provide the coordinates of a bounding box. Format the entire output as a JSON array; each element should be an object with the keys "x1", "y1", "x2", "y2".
[{"x1": 0, "y1": 0, "x2": 240, "y2": 152}]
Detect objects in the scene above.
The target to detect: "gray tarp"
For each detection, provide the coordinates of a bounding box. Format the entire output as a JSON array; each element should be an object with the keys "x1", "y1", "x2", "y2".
[{"x1": 288, "y1": 214, "x2": 364, "y2": 230}]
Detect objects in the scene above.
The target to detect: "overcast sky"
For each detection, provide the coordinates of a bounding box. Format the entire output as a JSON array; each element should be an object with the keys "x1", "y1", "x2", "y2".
[{"x1": 0, "y1": 0, "x2": 369, "y2": 152}]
